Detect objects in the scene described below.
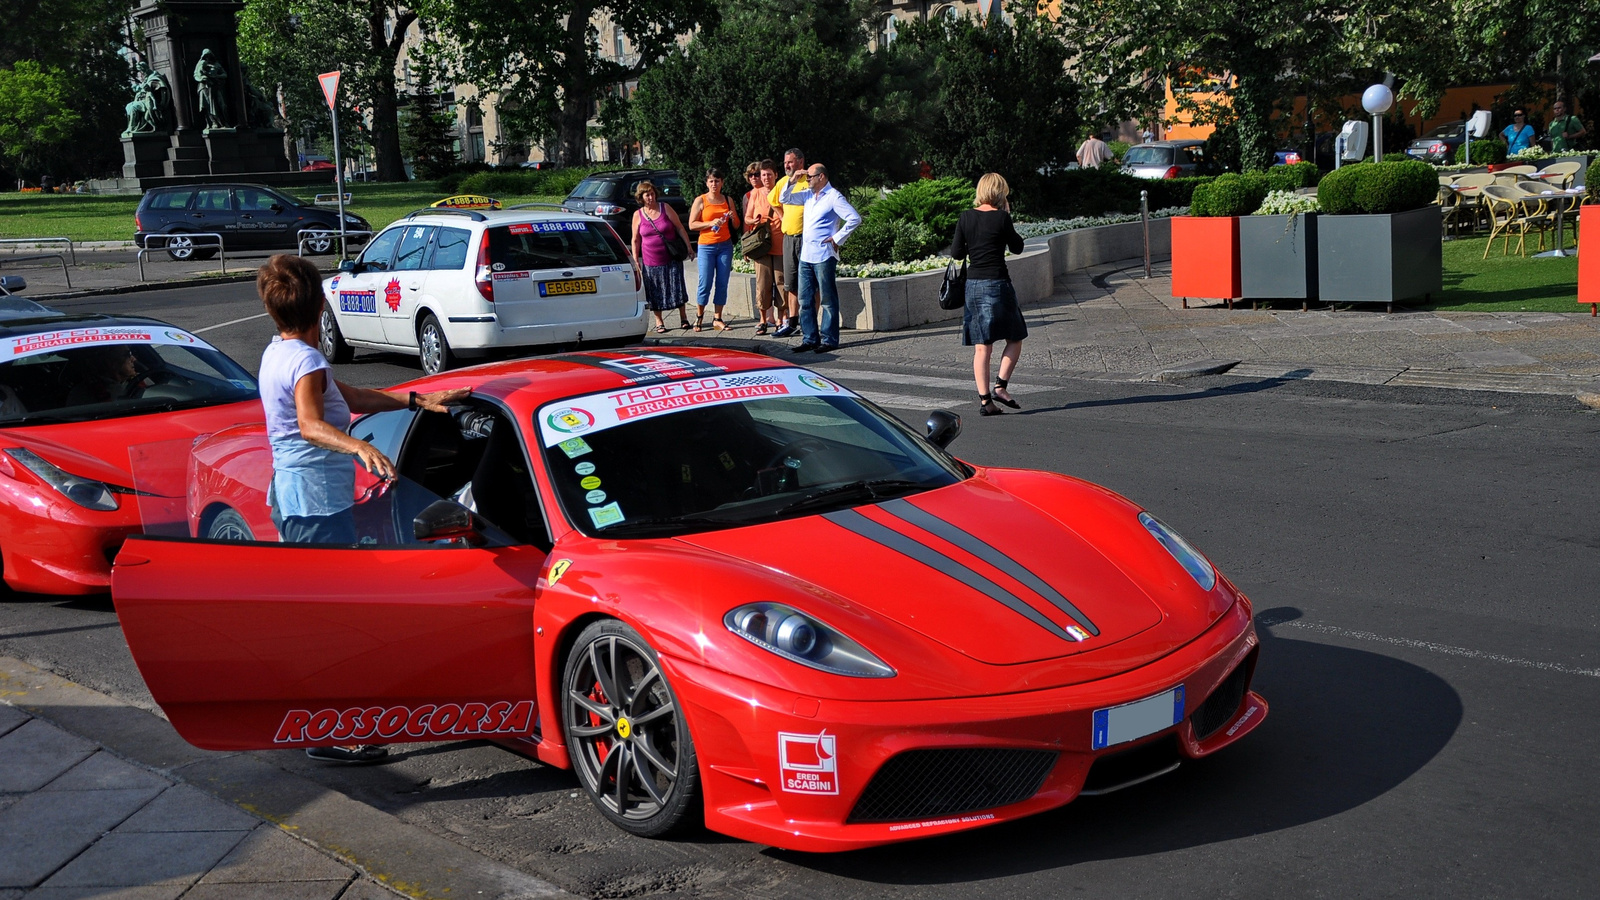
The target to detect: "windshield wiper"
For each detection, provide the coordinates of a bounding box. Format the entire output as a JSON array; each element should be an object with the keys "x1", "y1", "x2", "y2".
[
  {"x1": 596, "y1": 511, "x2": 747, "y2": 538},
  {"x1": 0, "y1": 414, "x2": 78, "y2": 426},
  {"x1": 775, "y1": 479, "x2": 925, "y2": 515}
]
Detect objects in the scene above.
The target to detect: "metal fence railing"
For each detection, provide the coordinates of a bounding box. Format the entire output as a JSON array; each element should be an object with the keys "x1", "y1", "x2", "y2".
[
  {"x1": 296, "y1": 229, "x2": 372, "y2": 259},
  {"x1": 137, "y1": 233, "x2": 226, "y2": 281},
  {"x1": 0, "y1": 236, "x2": 77, "y2": 265},
  {"x1": 0, "y1": 253, "x2": 71, "y2": 288}
]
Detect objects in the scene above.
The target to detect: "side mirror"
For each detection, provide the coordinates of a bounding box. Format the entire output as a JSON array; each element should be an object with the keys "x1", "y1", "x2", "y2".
[
  {"x1": 925, "y1": 410, "x2": 961, "y2": 449},
  {"x1": 413, "y1": 499, "x2": 481, "y2": 543},
  {"x1": 269, "y1": 203, "x2": 285, "y2": 212},
  {"x1": 338, "y1": 259, "x2": 361, "y2": 274},
  {"x1": 0, "y1": 275, "x2": 25, "y2": 295}
]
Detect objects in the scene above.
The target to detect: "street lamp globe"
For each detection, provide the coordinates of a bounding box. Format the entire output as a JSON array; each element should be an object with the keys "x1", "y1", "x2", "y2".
[{"x1": 1362, "y1": 84, "x2": 1395, "y2": 115}]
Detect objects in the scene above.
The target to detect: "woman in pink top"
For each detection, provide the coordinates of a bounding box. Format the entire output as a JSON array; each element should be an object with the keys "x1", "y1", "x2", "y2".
[{"x1": 630, "y1": 180, "x2": 693, "y2": 333}]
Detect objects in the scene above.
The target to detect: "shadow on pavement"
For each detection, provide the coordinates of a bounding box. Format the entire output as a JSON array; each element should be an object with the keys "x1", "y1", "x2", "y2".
[{"x1": 772, "y1": 610, "x2": 1462, "y2": 880}]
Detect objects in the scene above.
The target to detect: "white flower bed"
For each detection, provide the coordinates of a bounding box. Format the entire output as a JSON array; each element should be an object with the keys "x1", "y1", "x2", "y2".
[
  {"x1": 730, "y1": 208, "x2": 1190, "y2": 278},
  {"x1": 1252, "y1": 191, "x2": 1318, "y2": 215}
]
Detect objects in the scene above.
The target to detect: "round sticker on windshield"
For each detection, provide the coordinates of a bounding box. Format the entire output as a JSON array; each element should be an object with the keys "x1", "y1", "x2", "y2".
[
  {"x1": 574, "y1": 461, "x2": 596, "y2": 476},
  {"x1": 585, "y1": 489, "x2": 606, "y2": 504},
  {"x1": 546, "y1": 407, "x2": 595, "y2": 434},
  {"x1": 799, "y1": 374, "x2": 839, "y2": 392},
  {"x1": 164, "y1": 330, "x2": 196, "y2": 344},
  {"x1": 580, "y1": 475, "x2": 602, "y2": 490},
  {"x1": 492, "y1": 262, "x2": 505, "y2": 271}
]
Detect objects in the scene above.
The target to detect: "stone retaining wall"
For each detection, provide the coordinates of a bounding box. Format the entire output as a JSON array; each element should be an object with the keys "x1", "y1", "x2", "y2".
[{"x1": 721, "y1": 217, "x2": 1172, "y2": 331}]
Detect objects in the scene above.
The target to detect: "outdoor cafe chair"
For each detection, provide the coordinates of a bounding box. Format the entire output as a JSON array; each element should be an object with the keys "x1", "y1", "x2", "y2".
[
  {"x1": 1451, "y1": 173, "x2": 1496, "y2": 232},
  {"x1": 1481, "y1": 184, "x2": 1553, "y2": 258},
  {"x1": 1538, "y1": 161, "x2": 1582, "y2": 189},
  {"x1": 1499, "y1": 164, "x2": 1538, "y2": 176}
]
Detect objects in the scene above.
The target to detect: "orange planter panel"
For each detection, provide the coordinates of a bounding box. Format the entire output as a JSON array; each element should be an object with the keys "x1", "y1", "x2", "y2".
[
  {"x1": 1171, "y1": 216, "x2": 1240, "y2": 301},
  {"x1": 1580, "y1": 206, "x2": 1600, "y2": 315}
]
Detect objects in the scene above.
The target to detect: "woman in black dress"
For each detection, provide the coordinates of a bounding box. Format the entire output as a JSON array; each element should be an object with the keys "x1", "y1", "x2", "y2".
[{"x1": 950, "y1": 173, "x2": 1027, "y2": 416}]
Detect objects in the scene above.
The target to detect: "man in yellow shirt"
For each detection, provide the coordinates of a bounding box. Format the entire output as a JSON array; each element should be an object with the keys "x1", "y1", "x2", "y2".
[{"x1": 768, "y1": 148, "x2": 807, "y2": 338}]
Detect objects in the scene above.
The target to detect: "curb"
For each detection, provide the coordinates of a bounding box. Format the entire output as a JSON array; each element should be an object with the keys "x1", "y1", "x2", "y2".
[
  {"x1": 0, "y1": 657, "x2": 581, "y2": 900},
  {"x1": 35, "y1": 273, "x2": 263, "y2": 301}
]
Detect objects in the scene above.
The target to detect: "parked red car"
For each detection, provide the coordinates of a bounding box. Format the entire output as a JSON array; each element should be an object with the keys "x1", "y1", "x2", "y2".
[{"x1": 113, "y1": 347, "x2": 1265, "y2": 851}]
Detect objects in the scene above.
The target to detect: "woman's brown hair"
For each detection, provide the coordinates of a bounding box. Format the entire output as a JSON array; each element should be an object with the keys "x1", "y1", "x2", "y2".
[{"x1": 257, "y1": 253, "x2": 325, "y2": 334}]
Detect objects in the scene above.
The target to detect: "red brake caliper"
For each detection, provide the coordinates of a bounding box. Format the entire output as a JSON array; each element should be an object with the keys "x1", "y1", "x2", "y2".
[{"x1": 588, "y1": 679, "x2": 612, "y2": 765}]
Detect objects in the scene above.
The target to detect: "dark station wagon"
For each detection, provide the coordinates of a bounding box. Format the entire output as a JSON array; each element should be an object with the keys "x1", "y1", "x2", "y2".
[
  {"x1": 561, "y1": 169, "x2": 688, "y2": 237},
  {"x1": 134, "y1": 183, "x2": 370, "y2": 260}
]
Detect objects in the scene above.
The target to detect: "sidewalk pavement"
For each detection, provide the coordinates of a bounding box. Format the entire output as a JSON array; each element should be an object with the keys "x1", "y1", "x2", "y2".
[
  {"x1": 681, "y1": 257, "x2": 1600, "y2": 401},
  {"x1": 0, "y1": 658, "x2": 577, "y2": 900}
]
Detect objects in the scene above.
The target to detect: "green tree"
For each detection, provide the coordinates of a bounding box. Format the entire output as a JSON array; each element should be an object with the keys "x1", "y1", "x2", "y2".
[
  {"x1": 890, "y1": 12, "x2": 1079, "y2": 194},
  {"x1": 0, "y1": 62, "x2": 82, "y2": 179},
  {"x1": 238, "y1": 0, "x2": 419, "y2": 181},
  {"x1": 400, "y1": 73, "x2": 457, "y2": 179},
  {"x1": 0, "y1": 0, "x2": 130, "y2": 182},
  {"x1": 631, "y1": 0, "x2": 912, "y2": 187},
  {"x1": 422, "y1": 0, "x2": 719, "y2": 167}
]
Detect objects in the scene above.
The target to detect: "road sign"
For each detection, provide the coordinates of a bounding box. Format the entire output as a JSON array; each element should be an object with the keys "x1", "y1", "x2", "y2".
[{"x1": 318, "y1": 71, "x2": 340, "y2": 110}]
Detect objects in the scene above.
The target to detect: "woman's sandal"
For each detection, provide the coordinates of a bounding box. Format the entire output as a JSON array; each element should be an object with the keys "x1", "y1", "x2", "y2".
[
  {"x1": 978, "y1": 393, "x2": 1004, "y2": 417},
  {"x1": 993, "y1": 378, "x2": 1022, "y2": 409},
  {"x1": 653, "y1": 325, "x2": 668, "y2": 334},
  {"x1": 755, "y1": 322, "x2": 769, "y2": 336},
  {"x1": 693, "y1": 312, "x2": 705, "y2": 333},
  {"x1": 713, "y1": 317, "x2": 729, "y2": 331}
]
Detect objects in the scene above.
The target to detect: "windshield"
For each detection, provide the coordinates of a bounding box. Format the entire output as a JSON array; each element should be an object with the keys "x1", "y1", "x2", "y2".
[
  {"x1": 537, "y1": 367, "x2": 965, "y2": 538},
  {"x1": 0, "y1": 326, "x2": 257, "y2": 426},
  {"x1": 1426, "y1": 123, "x2": 1464, "y2": 138},
  {"x1": 1123, "y1": 146, "x2": 1173, "y2": 167},
  {"x1": 488, "y1": 221, "x2": 628, "y2": 270}
]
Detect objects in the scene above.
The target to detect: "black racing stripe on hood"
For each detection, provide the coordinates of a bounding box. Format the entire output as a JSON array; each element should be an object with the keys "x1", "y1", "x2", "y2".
[
  {"x1": 822, "y1": 508, "x2": 1078, "y2": 643},
  {"x1": 880, "y1": 498, "x2": 1101, "y2": 637}
]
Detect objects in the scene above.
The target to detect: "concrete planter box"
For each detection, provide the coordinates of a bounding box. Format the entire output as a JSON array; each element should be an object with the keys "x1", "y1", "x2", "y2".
[
  {"x1": 1315, "y1": 206, "x2": 1442, "y2": 311},
  {"x1": 1580, "y1": 206, "x2": 1600, "y2": 315},
  {"x1": 1240, "y1": 212, "x2": 1317, "y2": 305}
]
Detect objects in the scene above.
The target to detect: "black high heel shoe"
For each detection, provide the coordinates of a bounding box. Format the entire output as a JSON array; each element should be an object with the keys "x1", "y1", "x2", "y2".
[
  {"x1": 978, "y1": 393, "x2": 1004, "y2": 416},
  {"x1": 992, "y1": 377, "x2": 1021, "y2": 409}
]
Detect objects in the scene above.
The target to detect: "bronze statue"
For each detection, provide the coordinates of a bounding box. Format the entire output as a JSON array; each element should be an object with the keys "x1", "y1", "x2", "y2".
[
  {"x1": 123, "y1": 63, "x2": 171, "y2": 135},
  {"x1": 243, "y1": 77, "x2": 278, "y2": 129},
  {"x1": 194, "y1": 49, "x2": 230, "y2": 131}
]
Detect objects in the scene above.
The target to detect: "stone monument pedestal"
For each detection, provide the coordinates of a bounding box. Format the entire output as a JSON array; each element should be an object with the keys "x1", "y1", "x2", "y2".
[
  {"x1": 121, "y1": 133, "x2": 171, "y2": 179},
  {"x1": 164, "y1": 132, "x2": 210, "y2": 177}
]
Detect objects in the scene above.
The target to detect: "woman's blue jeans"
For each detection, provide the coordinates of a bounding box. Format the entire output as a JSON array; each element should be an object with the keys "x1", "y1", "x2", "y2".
[{"x1": 696, "y1": 240, "x2": 733, "y2": 310}]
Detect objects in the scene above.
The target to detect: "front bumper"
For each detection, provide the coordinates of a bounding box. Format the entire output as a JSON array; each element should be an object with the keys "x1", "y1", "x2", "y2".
[
  {"x1": 664, "y1": 599, "x2": 1265, "y2": 852},
  {"x1": 0, "y1": 476, "x2": 150, "y2": 594}
]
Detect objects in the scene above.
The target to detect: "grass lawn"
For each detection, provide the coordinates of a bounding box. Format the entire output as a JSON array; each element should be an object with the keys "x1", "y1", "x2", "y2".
[
  {"x1": 0, "y1": 181, "x2": 566, "y2": 243},
  {"x1": 1426, "y1": 233, "x2": 1580, "y2": 312}
]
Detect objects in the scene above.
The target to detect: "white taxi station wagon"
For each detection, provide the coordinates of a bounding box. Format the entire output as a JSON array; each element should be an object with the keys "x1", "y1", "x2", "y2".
[{"x1": 320, "y1": 205, "x2": 649, "y2": 374}]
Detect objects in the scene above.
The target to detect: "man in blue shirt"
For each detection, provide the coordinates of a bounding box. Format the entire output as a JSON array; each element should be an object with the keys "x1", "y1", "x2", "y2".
[
  {"x1": 1502, "y1": 110, "x2": 1535, "y2": 155},
  {"x1": 780, "y1": 164, "x2": 861, "y2": 353}
]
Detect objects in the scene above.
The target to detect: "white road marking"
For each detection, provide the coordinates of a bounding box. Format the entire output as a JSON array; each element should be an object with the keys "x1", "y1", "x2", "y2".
[
  {"x1": 194, "y1": 312, "x2": 270, "y2": 333},
  {"x1": 1259, "y1": 615, "x2": 1600, "y2": 679},
  {"x1": 854, "y1": 390, "x2": 961, "y2": 411}
]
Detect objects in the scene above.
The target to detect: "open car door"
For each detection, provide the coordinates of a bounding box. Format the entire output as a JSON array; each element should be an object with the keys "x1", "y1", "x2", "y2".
[{"x1": 114, "y1": 444, "x2": 548, "y2": 751}]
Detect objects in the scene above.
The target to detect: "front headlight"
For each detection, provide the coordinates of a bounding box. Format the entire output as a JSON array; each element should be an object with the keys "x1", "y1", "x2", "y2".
[
  {"x1": 6, "y1": 448, "x2": 120, "y2": 511},
  {"x1": 1139, "y1": 512, "x2": 1216, "y2": 590},
  {"x1": 724, "y1": 602, "x2": 894, "y2": 678}
]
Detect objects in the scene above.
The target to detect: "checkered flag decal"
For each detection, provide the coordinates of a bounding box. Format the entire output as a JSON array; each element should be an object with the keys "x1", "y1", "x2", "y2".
[{"x1": 722, "y1": 374, "x2": 780, "y2": 387}]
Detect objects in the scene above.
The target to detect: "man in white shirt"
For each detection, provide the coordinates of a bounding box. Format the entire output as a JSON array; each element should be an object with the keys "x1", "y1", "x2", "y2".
[
  {"x1": 1076, "y1": 133, "x2": 1110, "y2": 168},
  {"x1": 778, "y1": 164, "x2": 861, "y2": 353}
]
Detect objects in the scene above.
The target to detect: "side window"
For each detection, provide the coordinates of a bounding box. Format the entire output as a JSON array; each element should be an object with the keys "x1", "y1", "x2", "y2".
[
  {"x1": 350, "y1": 408, "x2": 418, "y2": 461},
  {"x1": 149, "y1": 190, "x2": 196, "y2": 210},
  {"x1": 359, "y1": 228, "x2": 405, "y2": 271},
  {"x1": 393, "y1": 225, "x2": 435, "y2": 271},
  {"x1": 234, "y1": 188, "x2": 278, "y2": 211},
  {"x1": 194, "y1": 189, "x2": 232, "y2": 211},
  {"x1": 428, "y1": 227, "x2": 471, "y2": 270},
  {"x1": 656, "y1": 176, "x2": 683, "y2": 198}
]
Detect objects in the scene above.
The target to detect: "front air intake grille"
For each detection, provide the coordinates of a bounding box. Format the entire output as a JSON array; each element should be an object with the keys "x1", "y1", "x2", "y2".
[
  {"x1": 847, "y1": 748, "x2": 1057, "y2": 823},
  {"x1": 1191, "y1": 662, "x2": 1251, "y2": 740}
]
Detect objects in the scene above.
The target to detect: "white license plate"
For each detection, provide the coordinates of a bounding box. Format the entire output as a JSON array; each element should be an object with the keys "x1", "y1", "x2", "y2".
[{"x1": 1092, "y1": 686, "x2": 1184, "y2": 750}]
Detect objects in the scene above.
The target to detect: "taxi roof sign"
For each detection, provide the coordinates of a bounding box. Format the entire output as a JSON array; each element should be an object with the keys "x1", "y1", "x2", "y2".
[{"x1": 432, "y1": 195, "x2": 502, "y2": 210}]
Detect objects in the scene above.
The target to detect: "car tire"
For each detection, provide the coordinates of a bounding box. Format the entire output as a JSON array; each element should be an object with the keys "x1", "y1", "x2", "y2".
[
  {"x1": 163, "y1": 233, "x2": 218, "y2": 262},
  {"x1": 320, "y1": 303, "x2": 354, "y2": 364},
  {"x1": 205, "y1": 507, "x2": 254, "y2": 542},
  {"x1": 417, "y1": 313, "x2": 454, "y2": 376},
  {"x1": 563, "y1": 618, "x2": 702, "y2": 838},
  {"x1": 304, "y1": 231, "x2": 335, "y2": 255}
]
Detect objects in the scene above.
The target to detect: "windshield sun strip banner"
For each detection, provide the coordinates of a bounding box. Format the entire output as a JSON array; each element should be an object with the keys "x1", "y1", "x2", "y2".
[
  {"x1": 560, "y1": 349, "x2": 730, "y2": 386},
  {"x1": 538, "y1": 367, "x2": 856, "y2": 447},
  {"x1": 1, "y1": 326, "x2": 216, "y2": 363}
]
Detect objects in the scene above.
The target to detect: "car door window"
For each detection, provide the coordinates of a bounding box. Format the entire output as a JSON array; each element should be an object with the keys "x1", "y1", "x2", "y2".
[
  {"x1": 150, "y1": 190, "x2": 196, "y2": 210},
  {"x1": 359, "y1": 228, "x2": 404, "y2": 271},
  {"x1": 655, "y1": 175, "x2": 684, "y2": 199},
  {"x1": 428, "y1": 227, "x2": 471, "y2": 269},
  {"x1": 350, "y1": 408, "x2": 418, "y2": 461},
  {"x1": 234, "y1": 188, "x2": 280, "y2": 211},
  {"x1": 194, "y1": 189, "x2": 232, "y2": 211},
  {"x1": 393, "y1": 225, "x2": 434, "y2": 271}
]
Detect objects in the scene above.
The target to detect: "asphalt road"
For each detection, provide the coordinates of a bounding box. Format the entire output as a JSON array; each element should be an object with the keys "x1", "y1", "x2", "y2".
[{"x1": 3, "y1": 282, "x2": 1598, "y2": 898}]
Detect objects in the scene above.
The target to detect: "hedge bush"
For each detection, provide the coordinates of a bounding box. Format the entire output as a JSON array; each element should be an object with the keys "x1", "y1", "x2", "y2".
[
  {"x1": 1265, "y1": 162, "x2": 1319, "y2": 192},
  {"x1": 1189, "y1": 173, "x2": 1269, "y2": 217},
  {"x1": 1453, "y1": 139, "x2": 1507, "y2": 165},
  {"x1": 1317, "y1": 160, "x2": 1438, "y2": 215},
  {"x1": 453, "y1": 165, "x2": 620, "y2": 199},
  {"x1": 865, "y1": 177, "x2": 973, "y2": 239},
  {"x1": 1147, "y1": 176, "x2": 1214, "y2": 209},
  {"x1": 1588, "y1": 159, "x2": 1600, "y2": 204}
]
